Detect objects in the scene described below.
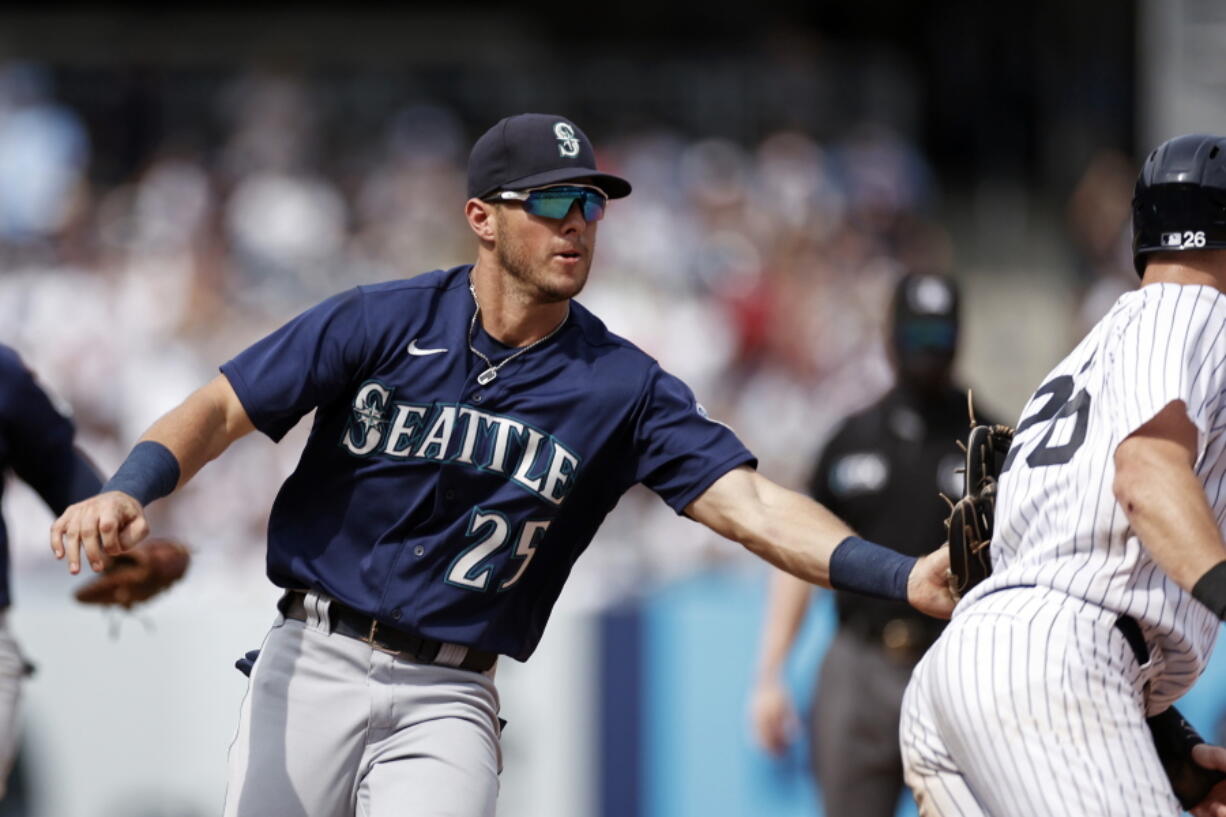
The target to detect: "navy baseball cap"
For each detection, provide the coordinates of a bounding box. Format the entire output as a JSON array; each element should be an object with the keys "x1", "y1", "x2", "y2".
[{"x1": 467, "y1": 113, "x2": 632, "y2": 201}]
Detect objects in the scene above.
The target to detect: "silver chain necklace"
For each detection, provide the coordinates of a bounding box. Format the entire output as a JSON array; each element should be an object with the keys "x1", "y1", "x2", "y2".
[{"x1": 468, "y1": 280, "x2": 570, "y2": 385}]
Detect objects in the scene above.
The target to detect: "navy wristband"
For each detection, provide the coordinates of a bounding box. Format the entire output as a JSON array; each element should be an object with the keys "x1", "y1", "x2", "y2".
[
  {"x1": 1191, "y1": 560, "x2": 1226, "y2": 621},
  {"x1": 828, "y1": 535, "x2": 917, "y2": 603},
  {"x1": 102, "y1": 441, "x2": 181, "y2": 507}
]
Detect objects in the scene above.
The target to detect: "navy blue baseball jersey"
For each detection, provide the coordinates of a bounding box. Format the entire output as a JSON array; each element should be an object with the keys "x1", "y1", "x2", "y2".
[
  {"x1": 0, "y1": 345, "x2": 102, "y2": 607},
  {"x1": 221, "y1": 265, "x2": 756, "y2": 660}
]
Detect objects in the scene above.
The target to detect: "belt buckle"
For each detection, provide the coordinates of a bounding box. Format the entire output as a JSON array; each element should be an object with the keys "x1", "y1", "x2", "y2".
[{"x1": 364, "y1": 618, "x2": 406, "y2": 658}]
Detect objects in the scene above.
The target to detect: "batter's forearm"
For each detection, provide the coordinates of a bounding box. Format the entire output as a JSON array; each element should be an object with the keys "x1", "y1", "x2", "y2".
[{"x1": 1116, "y1": 443, "x2": 1226, "y2": 591}]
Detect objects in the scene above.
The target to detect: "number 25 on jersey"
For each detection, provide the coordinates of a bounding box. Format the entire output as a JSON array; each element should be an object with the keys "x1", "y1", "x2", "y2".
[{"x1": 446, "y1": 508, "x2": 551, "y2": 592}]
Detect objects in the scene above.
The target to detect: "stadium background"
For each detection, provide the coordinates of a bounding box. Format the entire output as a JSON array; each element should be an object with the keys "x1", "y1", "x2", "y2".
[{"x1": 0, "y1": 1, "x2": 1223, "y2": 815}]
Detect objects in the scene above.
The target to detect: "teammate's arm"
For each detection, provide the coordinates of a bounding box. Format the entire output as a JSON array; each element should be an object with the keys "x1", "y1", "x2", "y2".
[
  {"x1": 684, "y1": 466, "x2": 954, "y2": 617},
  {"x1": 3, "y1": 358, "x2": 103, "y2": 513},
  {"x1": 1114, "y1": 400, "x2": 1226, "y2": 603},
  {"x1": 50, "y1": 374, "x2": 255, "y2": 575},
  {"x1": 749, "y1": 570, "x2": 811, "y2": 754}
]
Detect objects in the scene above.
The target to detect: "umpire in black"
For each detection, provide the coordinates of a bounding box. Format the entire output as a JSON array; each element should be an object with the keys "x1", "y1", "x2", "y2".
[{"x1": 750, "y1": 272, "x2": 994, "y2": 816}]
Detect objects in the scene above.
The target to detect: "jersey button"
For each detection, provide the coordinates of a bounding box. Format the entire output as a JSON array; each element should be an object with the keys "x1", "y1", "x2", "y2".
[
  {"x1": 413, "y1": 545, "x2": 425, "y2": 557},
  {"x1": 391, "y1": 609, "x2": 402, "y2": 621},
  {"x1": 472, "y1": 392, "x2": 484, "y2": 403}
]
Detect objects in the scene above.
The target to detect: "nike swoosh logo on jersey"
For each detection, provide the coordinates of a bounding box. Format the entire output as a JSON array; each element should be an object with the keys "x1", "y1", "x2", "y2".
[{"x1": 407, "y1": 339, "x2": 448, "y2": 356}]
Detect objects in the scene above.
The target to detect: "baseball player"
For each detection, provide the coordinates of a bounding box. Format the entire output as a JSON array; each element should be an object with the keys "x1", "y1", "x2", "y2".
[
  {"x1": 0, "y1": 344, "x2": 103, "y2": 796},
  {"x1": 899, "y1": 133, "x2": 1226, "y2": 816},
  {"x1": 50, "y1": 113, "x2": 954, "y2": 817}
]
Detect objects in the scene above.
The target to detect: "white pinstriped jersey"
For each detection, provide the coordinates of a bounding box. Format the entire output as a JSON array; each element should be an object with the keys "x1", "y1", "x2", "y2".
[{"x1": 960, "y1": 283, "x2": 1226, "y2": 709}]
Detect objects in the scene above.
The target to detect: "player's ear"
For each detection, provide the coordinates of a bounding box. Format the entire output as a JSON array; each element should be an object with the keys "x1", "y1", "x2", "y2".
[{"x1": 466, "y1": 199, "x2": 498, "y2": 244}]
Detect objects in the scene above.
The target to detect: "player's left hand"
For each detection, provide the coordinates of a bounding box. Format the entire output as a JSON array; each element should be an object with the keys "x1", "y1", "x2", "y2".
[
  {"x1": 907, "y1": 545, "x2": 956, "y2": 619},
  {"x1": 1190, "y1": 743, "x2": 1226, "y2": 817}
]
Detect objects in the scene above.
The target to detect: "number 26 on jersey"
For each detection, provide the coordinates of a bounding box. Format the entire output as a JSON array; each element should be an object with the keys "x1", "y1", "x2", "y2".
[{"x1": 1002, "y1": 374, "x2": 1093, "y2": 472}]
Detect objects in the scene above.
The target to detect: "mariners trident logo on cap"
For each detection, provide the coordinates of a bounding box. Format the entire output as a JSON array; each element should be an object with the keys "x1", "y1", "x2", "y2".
[
  {"x1": 554, "y1": 122, "x2": 580, "y2": 158},
  {"x1": 467, "y1": 113, "x2": 632, "y2": 200}
]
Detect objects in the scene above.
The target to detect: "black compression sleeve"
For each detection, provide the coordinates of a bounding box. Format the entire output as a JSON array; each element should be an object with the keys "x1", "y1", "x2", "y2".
[{"x1": 1191, "y1": 560, "x2": 1226, "y2": 621}]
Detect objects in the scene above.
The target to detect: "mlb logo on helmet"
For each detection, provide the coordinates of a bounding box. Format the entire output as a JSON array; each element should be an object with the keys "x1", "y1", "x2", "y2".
[{"x1": 1162, "y1": 232, "x2": 1184, "y2": 248}]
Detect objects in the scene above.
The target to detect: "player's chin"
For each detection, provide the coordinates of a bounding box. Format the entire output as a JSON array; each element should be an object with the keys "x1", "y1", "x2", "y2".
[{"x1": 540, "y1": 256, "x2": 591, "y2": 298}]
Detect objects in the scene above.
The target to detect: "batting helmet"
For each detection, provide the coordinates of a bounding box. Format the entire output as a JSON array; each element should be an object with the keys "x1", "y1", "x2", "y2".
[{"x1": 1132, "y1": 133, "x2": 1226, "y2": 276}]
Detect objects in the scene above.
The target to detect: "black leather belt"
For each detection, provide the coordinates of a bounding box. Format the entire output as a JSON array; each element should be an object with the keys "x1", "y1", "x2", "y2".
[
  {"x1": 279, "y1": 591, "x2": 497, "y2": 673},
  {"x1": 1115, "y1": 614, "x2": 1150, "y2": 665}
]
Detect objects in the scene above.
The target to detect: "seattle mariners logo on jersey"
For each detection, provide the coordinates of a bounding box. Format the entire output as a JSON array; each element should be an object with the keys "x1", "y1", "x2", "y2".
[
  {"x1": 554, "y1": 122, "x2": 580, "y2": 158},
  {"x1": 349, "y1": 386, "x2": 389, "y2": 439},
  {"x1": 340, "y1": 380, "x2": 582, "y2": 506}
]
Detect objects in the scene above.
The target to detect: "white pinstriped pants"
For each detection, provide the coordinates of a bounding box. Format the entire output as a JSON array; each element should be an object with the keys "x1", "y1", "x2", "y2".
[
  {"x1": 900, "y1": 587, "x2": 1181, "y2": 816},
  {"x1": 222, "y1": 593, "x2": 503, "y2": 817}
]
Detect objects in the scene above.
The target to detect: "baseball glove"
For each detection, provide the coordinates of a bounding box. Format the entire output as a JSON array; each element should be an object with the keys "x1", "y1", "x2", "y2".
[
  {"x1": 74, "y1": 538, "x2": 191, "y2": 609},
  {"x1": 946, "y1": 398, "x2": 1014, "y2": 601}
]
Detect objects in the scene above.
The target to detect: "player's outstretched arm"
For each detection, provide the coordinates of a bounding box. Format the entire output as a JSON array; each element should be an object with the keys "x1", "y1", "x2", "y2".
[
  {"x1": 50, "y1": 374, "x2": 254, "y2": 575},
  {"x1": 749, "y1": 570, "x2": 810, "y2": 754},
  {"x1": 685, "y1": 465, "x2": 954, "y2": 618},
  {"x1": 1114, "y1": 400, "x2": 1226, "y2": 620}
]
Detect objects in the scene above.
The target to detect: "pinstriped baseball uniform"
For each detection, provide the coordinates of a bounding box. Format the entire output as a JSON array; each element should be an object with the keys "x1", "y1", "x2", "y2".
[{"x1": 900, "y1": 283, "x2": 1226, "y2": 816}]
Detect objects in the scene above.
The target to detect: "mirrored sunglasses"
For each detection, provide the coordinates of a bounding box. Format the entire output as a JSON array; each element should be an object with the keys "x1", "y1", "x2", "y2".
[
  {"x1": 490, "y1": 185, "x2": 608, "y2": 222},
  {"x1": 899, "y1": 319, "x2": 957, "y2": 352}
]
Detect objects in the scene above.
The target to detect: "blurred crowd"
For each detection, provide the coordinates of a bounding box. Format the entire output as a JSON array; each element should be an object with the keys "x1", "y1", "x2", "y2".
[{"x1": 0, "y1": 61, "x2": 1109, "y2": 606}]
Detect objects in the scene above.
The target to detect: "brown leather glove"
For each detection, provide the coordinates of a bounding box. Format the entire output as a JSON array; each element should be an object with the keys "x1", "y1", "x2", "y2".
[
  {"x1": 947, "y1": 422, "x2": 1014, "y2": 601},
  {"x1": 74, "y1": 539, "x2": 191, "y2": 609}
]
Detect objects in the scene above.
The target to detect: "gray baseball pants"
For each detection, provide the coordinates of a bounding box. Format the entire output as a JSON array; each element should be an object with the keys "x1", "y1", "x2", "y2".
[
  {"x1": 222, "y1": 594, "x2": 503, "y2": 817},
  {"x1": 0, "y1": 615, "x2": 24, "y2": 799}
]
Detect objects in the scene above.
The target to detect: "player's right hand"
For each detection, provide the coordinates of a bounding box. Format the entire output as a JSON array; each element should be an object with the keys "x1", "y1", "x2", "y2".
[
  {"x1": 50, "y1": 491, "x2": 150, "y2": 575},
  {"x1": 749, "y1": 677, "x2": 798, "y2": 756},
  {"x1": 907, "y1": 545, "x2": 957, "y2": 619},
  {"x1": 1191, "y1": 743, "x2": 1226, "y2": 817}
]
